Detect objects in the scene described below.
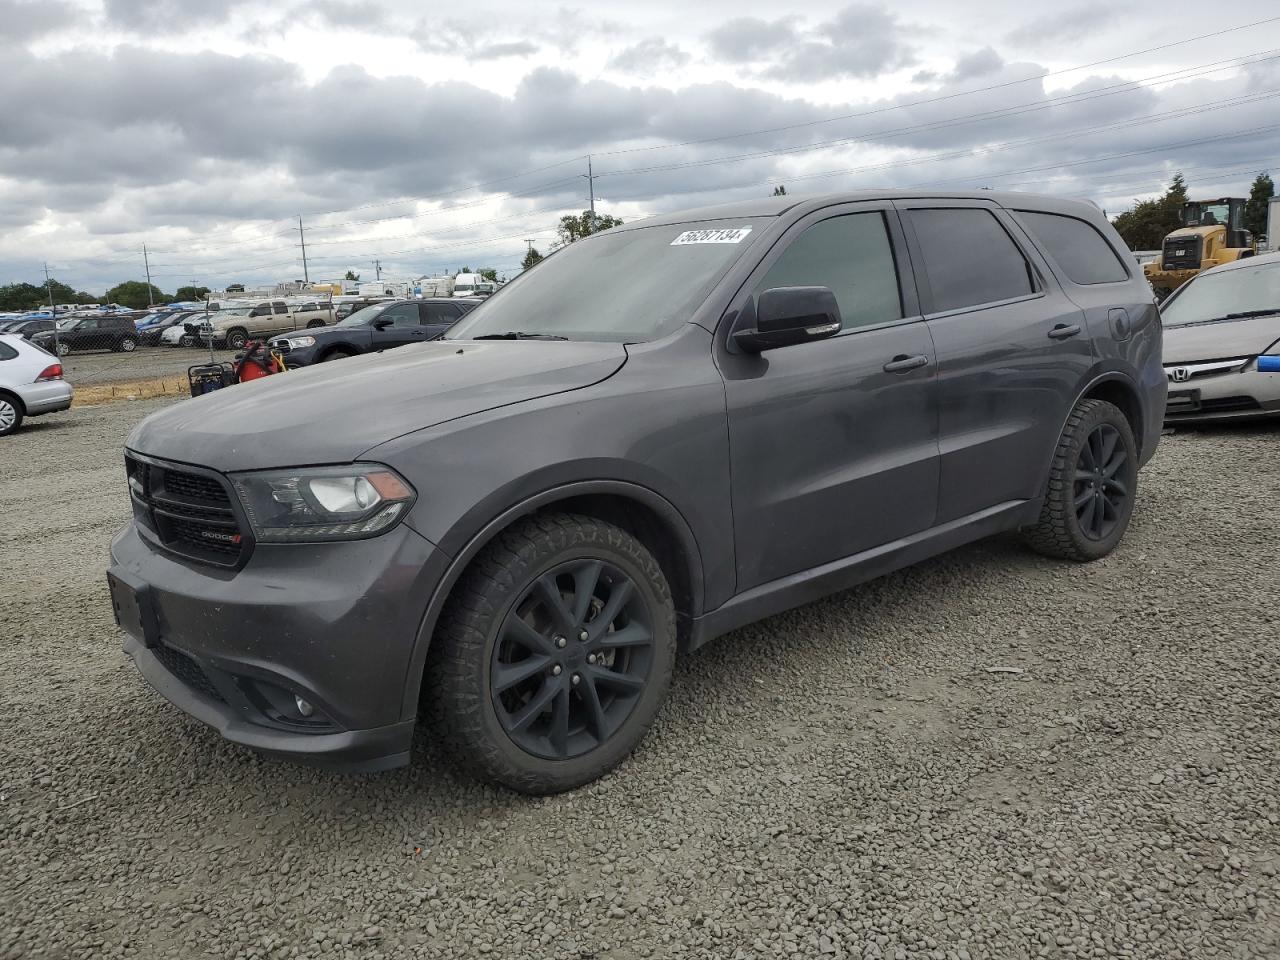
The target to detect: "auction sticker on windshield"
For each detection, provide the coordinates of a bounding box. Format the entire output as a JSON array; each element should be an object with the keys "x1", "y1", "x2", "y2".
[{"x1": 670, "y1": 227, "x2": 753, "y2": 245}]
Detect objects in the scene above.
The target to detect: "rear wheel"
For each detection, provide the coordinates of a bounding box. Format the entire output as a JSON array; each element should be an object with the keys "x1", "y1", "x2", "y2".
[
  {"x1": 1024, "y1": 398, "x2": 1138, "y2": 561},
  {"x1": 429, "y1": 513, "x2": 676, "y2": 794},
  {"x1": 118, "y1": 336, "x2": 138, "y2": 352},
  {"x1": 0, "y1": 394, "x2": 23, "y2": 436},
  {"x1": 306, "y1": 320, "x2": 326, "y2": 329},
  {"x1": 56, "y1": 341, "x2": 71, "y2": 357}
]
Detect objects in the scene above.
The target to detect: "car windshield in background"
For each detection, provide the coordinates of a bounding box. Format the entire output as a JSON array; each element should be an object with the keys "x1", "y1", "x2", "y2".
[
  {"x1": 338, "y1": 302, "x2": 393, "y2": 327},
  {"x1": 446, "y1": 220, "x2": 766, "y2": 343},
  {"x1": 1162, "y1": 261, "x2": 1280, "y2": 327}
]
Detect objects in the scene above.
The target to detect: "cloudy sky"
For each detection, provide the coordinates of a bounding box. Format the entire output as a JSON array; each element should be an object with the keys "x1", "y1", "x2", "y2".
[{"x1": 3, "y1": 0, "x2": 1279, "y2": 293}]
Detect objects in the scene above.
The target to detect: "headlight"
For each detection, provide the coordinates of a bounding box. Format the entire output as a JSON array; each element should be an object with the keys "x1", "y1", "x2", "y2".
[
  {"x1": 230, "y1": 464, "x2": 416, "y2": 543},
  {"x1": 282, "y1": 336, "x2": 315, "y2": 348},
  {"x1": 1258, "y1": 339, "x2": 1280, "y2": 372}
]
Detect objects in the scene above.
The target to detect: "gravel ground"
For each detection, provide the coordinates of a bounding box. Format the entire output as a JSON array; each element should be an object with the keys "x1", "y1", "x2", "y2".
[
  {"x1": 63, "y1": 346, "x2": 235, "y2": 386},
  {"x1": 2, "y1": 400, "x2": 1278, "y2": 960}
]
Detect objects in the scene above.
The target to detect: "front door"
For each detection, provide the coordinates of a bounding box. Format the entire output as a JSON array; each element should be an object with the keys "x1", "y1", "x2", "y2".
[
  {"x1": 897, "y1": 201, "x2": 1095, "y2": 523},
  {"x1": 718, "y1": 204, "x2": 941, "y2": 592},
  {"x1": 369, "y1": 303, "x2": 426, "y2": 349}
]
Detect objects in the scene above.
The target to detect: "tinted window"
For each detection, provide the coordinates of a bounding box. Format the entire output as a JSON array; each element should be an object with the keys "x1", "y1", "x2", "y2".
[
  {"x1": 0, "y1": 340, "x2": 17, "y2": 360},
  {"x1": 909, "y1": 208, "x2": 1036, "y2": 313},
  {"x1": 1015, "y1": 210, "x2": 1128, "y2": 285},
  {"x1": 273, "y1": 302, "x2": 289, "y2": 315},
  {"x1": 77, "y1": 318, "x2": 98, "y2": 330},
  {"x1": 380, "y1": 304, "x2": 421, "y2": 327},
  {"x1": 421, "y1": 302, "x2": 461, "y2": 324},
  {"x1": 754, "y1": 212, "x2": 903, "y2": 331}
]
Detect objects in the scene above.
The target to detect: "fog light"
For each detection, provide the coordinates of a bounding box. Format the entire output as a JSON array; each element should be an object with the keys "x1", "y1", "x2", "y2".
[{"x1": 294, "y1": 695, "x2": 315, "y2": 718}]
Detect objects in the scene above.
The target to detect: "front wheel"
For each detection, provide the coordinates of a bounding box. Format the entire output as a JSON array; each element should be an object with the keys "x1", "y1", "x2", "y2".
[
  {"x1": 178, "y1": 335, "x2": 195, "y2": 348},
  {"x1": 56, "y1": 342, "x2": 71, "y2": 357},
  {"x1": 225, "y1": 328, "x2": 248, "y2": 350},
  {"x1": 1024, "y1": 398, "x2": 1138, "y2": 561},
  {"x1": 429, "y1": 513, "x2": 676, "y2": 794}
]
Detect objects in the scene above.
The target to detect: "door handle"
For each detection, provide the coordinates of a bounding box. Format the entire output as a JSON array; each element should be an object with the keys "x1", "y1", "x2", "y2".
[
  {"x1": 883, "y1": 354, "x2": 929, "y2": 373},
  {"x1": 1048, "y1": 323, "x2": 1083, "y2": 340}
]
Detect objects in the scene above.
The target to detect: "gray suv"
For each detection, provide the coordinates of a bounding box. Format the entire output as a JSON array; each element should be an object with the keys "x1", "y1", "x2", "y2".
[{"x1": 107, "y1": 191, "x2": 1165, "y2": 793}]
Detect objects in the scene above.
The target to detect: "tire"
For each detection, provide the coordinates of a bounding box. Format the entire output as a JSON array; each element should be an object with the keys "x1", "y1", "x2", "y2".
[
  {"x1": 118, "y1": 336, "x2": 137, "y2": 352},
  {"x1": 56, "y1": 341, "x2": 71, "y2": 357},
  {"x1": 0, "y1": 393, "x2": 23, "y2": 436},
  {"x1": 1024, "y1": 398, "x2": 1138, "y2": 562},
  {"x1": 306, "y1": 320, "x2": 325, "y2": 329},
  {"x1": 429, "y1": 513, "x2": 676, "y2": 794},
  {"x1": 319, "y1": 348, "x2": 356, "y2": 362},
  {"x1": 225, "y1": 328, "x2": 248, "y2": 350},
  {"x1": 178, "y1": 335, "x2": 195, "y2": 348}
]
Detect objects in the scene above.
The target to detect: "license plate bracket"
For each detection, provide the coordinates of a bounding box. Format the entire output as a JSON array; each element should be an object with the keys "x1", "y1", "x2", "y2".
[{"x1": 107, "y1": 570, "x2": 159, "y2": 647}]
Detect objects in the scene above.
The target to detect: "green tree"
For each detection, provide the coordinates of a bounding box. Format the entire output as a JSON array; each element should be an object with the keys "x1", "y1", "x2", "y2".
[
  {"x1": 1243, "y1": 172, "x2": 1274, "y2": 239},
  {"x1": 0, "y1": 282, "x2": 49, "y2": 311},
  {"x1": 521, "y1": 246, "x2": 544, "y2": 270},
  {"x1": 772, "y1": 184, "x2": 787, "y2": 196},
  {"x1": 105, "y1": 280, "x2": 168, "y2": 310},
  {"x1": 344, "y1": 270, "x2": 361, "y2": 281},
  {"x1": 1111, "y1": 173, "x2": 1189, "y2": 250},
  {"x1": 555, "y1": 210, "x2": 623, "y2": 248},
  {"x1": 175, "y1": 285, "x2": 211, "y2": 301},
  {"x1": 479, "y1": 268, "x2": 498, "y2": 282}
]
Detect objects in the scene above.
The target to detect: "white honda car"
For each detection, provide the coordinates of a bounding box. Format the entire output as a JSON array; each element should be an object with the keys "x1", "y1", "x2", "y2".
[{"x1": 0, "y1": 333, "x2": 74, "y2": 436}]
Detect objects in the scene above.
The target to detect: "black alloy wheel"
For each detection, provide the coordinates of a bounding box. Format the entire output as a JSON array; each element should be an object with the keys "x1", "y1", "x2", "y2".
[
  {"x1": 1074, "y1": 423, "x2": 1127, "y2": 541},
  {"x1": 490, "y1": 558, "x2": 654, "y2": 761},
  {"x1": 1024, "y1": 398, "x2": 1138, "y2": 561},
  {"x1": 430, "y1": 513, "x2": 676, "y2": 794}
]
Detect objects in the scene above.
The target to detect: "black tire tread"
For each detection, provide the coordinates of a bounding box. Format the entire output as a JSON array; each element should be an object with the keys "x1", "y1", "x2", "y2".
[
  {"x1": 428, "y1": 512, "x2": 675, "y2": 794},
  {"x1": 1023, "y1": 398, "x2": 1136, "y2": 562}
]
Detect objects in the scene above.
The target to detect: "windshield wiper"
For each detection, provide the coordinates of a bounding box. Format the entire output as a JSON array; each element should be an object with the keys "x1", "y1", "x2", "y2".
[
  {"x1": 471, "y1": 331, "x2": 570, "y2": 341},
  {"x1": 1220, "y1": 309, "x2": 1280, "y2": 320},
  {"x1": 1166, "y1": 308, "x2": 1280, "y2": 329}
]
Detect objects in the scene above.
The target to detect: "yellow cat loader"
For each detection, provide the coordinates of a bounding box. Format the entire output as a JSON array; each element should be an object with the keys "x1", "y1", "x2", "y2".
[{"x1": 1144, "y1": 198, "x2": 1256, "y2": 301}]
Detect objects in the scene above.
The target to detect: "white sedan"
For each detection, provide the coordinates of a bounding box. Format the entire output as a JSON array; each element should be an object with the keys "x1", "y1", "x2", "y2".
[{"x1": 0, "y1": 333, "x2": 73, "y2": 436}]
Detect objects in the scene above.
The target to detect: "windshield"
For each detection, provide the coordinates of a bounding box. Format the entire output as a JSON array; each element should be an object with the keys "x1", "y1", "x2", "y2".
[
  {"x1": 338, "y1": 302, "x2": 393, "y2": 327},
  {"x1": 1191, "y1": 202, "x2": 1231, "y2": 227},
  {"x1": 1162, "y1": 260, "x2": 1280, "y2": 327},
  {"x1": 57, "y1": 318, "x2": 77, "y2": 330},
  {"x1": 447, "y1": 219, "x2": 764, "y2": 342}
]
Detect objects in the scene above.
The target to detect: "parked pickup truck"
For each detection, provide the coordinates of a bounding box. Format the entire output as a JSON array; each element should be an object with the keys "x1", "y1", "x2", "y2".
[{"x1": 186, "y1": 301, "x2": 335, "y2": 349}]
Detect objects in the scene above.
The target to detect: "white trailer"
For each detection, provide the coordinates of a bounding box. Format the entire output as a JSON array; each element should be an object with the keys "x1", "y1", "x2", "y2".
[{"x1": 1267, "y1": 196, "x2": 1280, "y2": 251}]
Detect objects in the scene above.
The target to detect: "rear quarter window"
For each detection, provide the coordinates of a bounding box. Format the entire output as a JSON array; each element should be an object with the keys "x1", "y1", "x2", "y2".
[
  {"x1": 0, "y1": 340, "x2": 17, "y2": 360},
  {"x1": 1013, "y1": 210, "x2": 1130, "y2": 285}
]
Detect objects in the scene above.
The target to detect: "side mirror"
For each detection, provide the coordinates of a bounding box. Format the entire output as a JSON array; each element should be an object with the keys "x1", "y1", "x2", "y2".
[
  {"x1": 733, "y1": 286, "x2": 842, "y2": 354},
  {"x1": 372, "y1": 318, "x2": 394, "y2": 330}
]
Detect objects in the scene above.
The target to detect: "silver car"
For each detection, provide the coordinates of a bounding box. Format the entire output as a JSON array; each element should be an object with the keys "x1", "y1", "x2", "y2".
[
  {"x1": 0, "y1": 333, "x2": 74, "y2": 436},
  {"x1": 1161, "y1": 251, "x2": 1280, "y2": 422}
]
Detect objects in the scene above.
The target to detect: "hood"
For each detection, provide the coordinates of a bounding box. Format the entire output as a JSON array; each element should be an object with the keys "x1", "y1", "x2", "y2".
[
  {"x1": 1162, "y1": 313, "x2": 1280, "y2": 363},
  {"x1": 127, "y1": 339, "x2": 627, "y2": 471}
]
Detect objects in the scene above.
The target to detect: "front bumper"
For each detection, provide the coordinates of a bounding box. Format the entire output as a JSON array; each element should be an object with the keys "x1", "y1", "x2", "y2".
[
  {"x1": 108, "y1": 517, "x2": 449, "y2": 771},
  {"x1": 19, "y1": 380, "x2": 73, "y2": 415},
  {"x1": 1164, "y1": 366, "x2": 1280, "y2": 422}
]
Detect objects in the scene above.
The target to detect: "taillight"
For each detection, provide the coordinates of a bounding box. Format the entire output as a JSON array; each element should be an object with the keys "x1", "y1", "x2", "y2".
[{"x1": 35, "y1": 364, "x2": 63, "y2": 382}]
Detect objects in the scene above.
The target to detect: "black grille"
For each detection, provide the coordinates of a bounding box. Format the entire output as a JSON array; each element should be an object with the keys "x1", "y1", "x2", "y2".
[
  {"x1": 152, "y1": 643, "x2": 225, "y2": 703},
  {"x1": 126, "y1": 454, "x2": 249, "y2": 567},
  {"x1": 1161, "y1": 235, "x2": 1202, "y2": 271},
  {"x1": 1201, "y1": 396, "x2": 1261, "y2": 413}
]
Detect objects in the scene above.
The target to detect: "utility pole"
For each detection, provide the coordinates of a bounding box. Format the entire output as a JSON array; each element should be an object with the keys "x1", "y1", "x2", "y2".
[
  {"x1": 587, "y1": 155, "x2": 596, "y2": 231},
  {"x1": 43, "y1": 262, "x2": 61, "y2": 358},
  {"x1": 298, "y1": 216, "x2": 310, "y2": 284},
  {"x1": 143, "y1": 244, "x2": 155, "y2": 306},
  {"x1": 373, "y1": 259, "x2": 382, "y2": 281}
]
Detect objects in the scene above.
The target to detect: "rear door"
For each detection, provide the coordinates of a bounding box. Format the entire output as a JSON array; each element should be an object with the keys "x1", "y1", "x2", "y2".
[
  {"x1": 419, "y1": 300, "x2": 463, "y2": 339},
  {"x1": 719, "y1": 202, "x2": 940, "y2": 590},
  {"x1": 897, "y1": 200, "x2": 1094, "y2": 523}
]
